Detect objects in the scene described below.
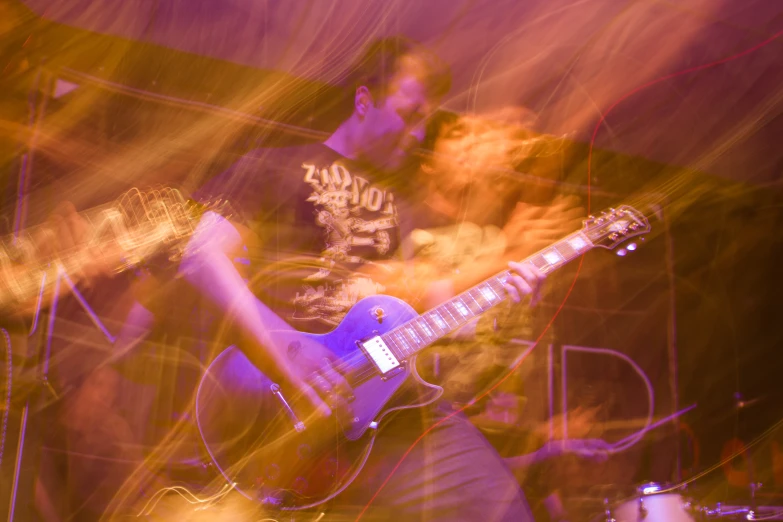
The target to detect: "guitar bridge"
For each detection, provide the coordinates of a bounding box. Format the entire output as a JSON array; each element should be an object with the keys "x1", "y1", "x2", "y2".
[{"x1": 379, "y1": 366, "x2": 405, "y2": 381}]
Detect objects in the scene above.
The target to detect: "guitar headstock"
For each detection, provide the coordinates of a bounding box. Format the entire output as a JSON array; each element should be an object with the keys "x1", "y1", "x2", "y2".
[
  {"x1": 191, "y1": 196, "x2": 237, "y2": 223},
  {"x1": 104, "y1": 187, "x2": 237, "y2": 268},
  {"x1": 582, "y1": 205, "x2": 650, "y2": 250}
]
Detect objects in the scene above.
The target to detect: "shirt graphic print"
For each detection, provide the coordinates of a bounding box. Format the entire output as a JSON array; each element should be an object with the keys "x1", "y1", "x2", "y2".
[{"x1": 291, "y1": 160, "x2": 399, "y2": 327}]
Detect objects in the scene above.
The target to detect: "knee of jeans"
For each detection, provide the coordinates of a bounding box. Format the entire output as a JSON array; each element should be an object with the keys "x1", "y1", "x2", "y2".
[
  {"x1": 84, "y1": 366, "x2": 121, "y2": 403},
  {"x1": 61, "y1": 368, "x2": 121, "y2": 430}
]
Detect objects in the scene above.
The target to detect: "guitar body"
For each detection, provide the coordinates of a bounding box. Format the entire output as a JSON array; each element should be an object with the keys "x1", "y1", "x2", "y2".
[
  {"x1": 195, "y1": 295, "x2": 432, "y2": 509},
  {"x1": 193, "y1": 205, "x2": 651, "y2": 510}
]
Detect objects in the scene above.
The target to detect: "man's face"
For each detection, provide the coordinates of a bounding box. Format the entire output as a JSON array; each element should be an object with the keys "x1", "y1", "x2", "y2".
[
  {"x1": 430, "y1": 117, "x2": 520, "y2": 190},
  {"x1": 362, "y1": 73, "x2": 433, "y2": 172}
]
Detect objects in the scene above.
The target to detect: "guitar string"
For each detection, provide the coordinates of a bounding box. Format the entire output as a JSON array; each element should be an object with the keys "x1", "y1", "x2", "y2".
[
  {"x1": 329, "y1": 222, "x2": 615, "y2": 388},
  {"x1": 331, "y1": 256, "x2": 550, "y2": 386},
  {"x1": 340, "y1": 225, "x2": 609, "y2": 377},
  {"x1": 331, "y1": 271, "x2": 516, "y2": 387},
  {"x1": 333, "y1": 267, "x2": 536, "y2": 387}
]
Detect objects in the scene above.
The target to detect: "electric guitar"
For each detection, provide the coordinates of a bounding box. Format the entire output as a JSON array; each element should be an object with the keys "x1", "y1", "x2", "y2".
[
  {"x1": 194, "y1": 205, "x2": 651, "y2": 511},
  {"x1": 0, "y1": 187, "x2": 228, "y2": 313}
]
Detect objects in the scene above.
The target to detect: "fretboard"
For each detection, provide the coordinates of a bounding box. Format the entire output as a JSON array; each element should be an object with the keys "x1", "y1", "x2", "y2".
[{"x1": 379, "y1": 230, "x2": 594, "y2": 361}]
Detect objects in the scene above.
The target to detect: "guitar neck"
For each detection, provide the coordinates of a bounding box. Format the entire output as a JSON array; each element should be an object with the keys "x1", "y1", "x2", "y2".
[
  {"x1": 378, "y1": 230, "x2": 595, "y2": 361},
  {"x1": 0, "y1": 188, "x2": 204, "y2": 312}
]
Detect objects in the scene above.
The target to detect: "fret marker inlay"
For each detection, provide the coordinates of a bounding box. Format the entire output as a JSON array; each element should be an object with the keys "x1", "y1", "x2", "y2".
[
  {"x1": 481, "y1": 287, "x2": 499, "y2": 302},
  {"x1": 419, "y1": 322, "x2": 433, "y2": 337},
  {"x1": 542, "y1": 250, "x2": 562, "y2": 265},
  {"x1": 430, "y1": 313, "x2": 447, "y2": 329},
  {"x1": 567, "y1": 235, "x2": 588, "y2": 251}
]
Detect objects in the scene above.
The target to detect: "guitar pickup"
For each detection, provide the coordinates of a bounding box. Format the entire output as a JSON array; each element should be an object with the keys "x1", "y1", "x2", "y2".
[{"x1": 357, "y1": 335, "x2": 401, "y2": 375}]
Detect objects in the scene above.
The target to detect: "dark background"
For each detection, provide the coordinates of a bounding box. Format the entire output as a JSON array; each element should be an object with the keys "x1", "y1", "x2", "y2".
[{"x1": 2, "y1": 0, "x2": 783, "y2": 516}]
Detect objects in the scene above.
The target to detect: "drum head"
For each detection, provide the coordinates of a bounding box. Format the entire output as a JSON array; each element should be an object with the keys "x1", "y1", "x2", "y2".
[{"x1": 613, "y1": 483, "x2": 694, "y2": 522}]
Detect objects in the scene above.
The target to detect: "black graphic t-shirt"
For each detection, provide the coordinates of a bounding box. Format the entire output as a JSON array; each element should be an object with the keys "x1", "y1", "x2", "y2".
[{"x1": 194, "y1": 143, "x2": 405, "y2": 334}]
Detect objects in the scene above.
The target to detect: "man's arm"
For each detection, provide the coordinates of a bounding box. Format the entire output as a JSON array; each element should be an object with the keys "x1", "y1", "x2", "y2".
[
  {"x1": 363, "y1": 243, "x2": 545, "y2": 313},
  {"x1": 504, "y1": 438, "x2": 611, "y2": 470},
  {"x1": 374, "y1": 195, "x2": 583, "y2": 311},
  {"x1": 179, "y1": 211, "x2": 350, "y2": 417}
]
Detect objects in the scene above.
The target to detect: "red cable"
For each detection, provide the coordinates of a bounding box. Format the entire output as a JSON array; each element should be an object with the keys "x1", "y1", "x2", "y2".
[{"x1": 356, "y1": 27, "x2": 783, "y2": 521}]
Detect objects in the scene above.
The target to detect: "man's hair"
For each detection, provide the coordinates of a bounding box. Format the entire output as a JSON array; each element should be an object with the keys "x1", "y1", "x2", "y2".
[{"x1": 342, "y1": 36, "x2": 451, "y2": 106}]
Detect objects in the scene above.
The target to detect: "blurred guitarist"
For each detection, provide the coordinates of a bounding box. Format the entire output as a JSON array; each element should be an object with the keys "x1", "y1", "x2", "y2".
[{"x1": 175, "y1": 37, "x2": 544, "y2": 521}]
